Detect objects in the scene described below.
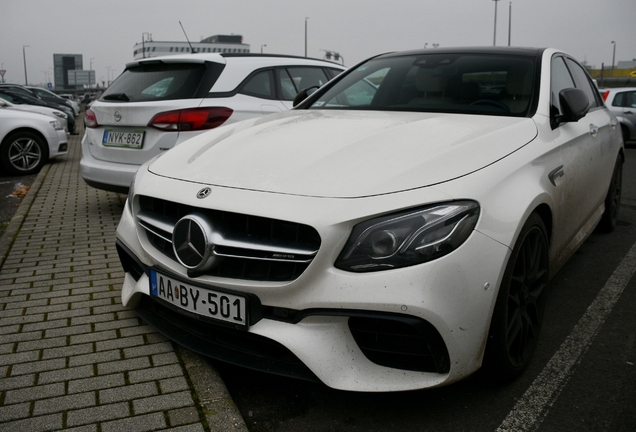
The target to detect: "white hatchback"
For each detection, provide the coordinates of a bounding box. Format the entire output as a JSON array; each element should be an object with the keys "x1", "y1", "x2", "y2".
[
  {"x1": 116, "y1": 47, "x2": 623, "y2": 391},
  {"x1": 81, "y1": 53, "x2": 345, "y2": 193}
]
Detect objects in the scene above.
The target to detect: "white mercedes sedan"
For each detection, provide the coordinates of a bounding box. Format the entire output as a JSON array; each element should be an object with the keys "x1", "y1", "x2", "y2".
[{"x1": 116, "y1": 47, "x2": 623, "y2": 392}]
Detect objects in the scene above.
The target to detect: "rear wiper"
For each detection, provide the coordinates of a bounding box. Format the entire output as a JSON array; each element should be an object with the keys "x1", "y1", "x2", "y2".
[{"x1": 103, "y1": 93, "x2": 130, "y2": 101}]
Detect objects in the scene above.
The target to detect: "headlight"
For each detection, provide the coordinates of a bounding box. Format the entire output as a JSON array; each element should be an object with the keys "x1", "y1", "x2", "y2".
[
  {"x1": 335, "y1": 201, "x2": 480, "y2": 272},
  {"x1": 53, "y1": 111, "x2": 68, "y2": 120},
  {"x1": 49, "y1": 120, "x2": 63, "y2": 131}
]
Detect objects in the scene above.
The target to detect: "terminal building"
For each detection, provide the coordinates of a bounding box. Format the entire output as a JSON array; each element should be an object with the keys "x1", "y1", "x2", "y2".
[{"x1": 133, "y1": 34, "x2": 250, "y2": 60}]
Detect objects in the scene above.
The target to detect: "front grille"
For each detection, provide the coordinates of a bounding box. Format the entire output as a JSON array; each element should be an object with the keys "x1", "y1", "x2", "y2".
[
  {"x1": 137, "y1": 296, "x2": 319, "y2": 382},
  {"x1": 137, "y1": 195, "x2": 321, "y2": 282},
  {"x1": 349, "y1": 315, "x2": 450, "y2": 374}
]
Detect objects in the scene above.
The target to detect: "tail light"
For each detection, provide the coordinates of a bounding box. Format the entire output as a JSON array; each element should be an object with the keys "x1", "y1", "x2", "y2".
[
  {"x1": 601, "y1": 91, "x2": 610, "y2": 102},
  {"x1": 148, "y1": 107, "x2": 233, "y2": 131},
  {"x1": 84, "y1": 108, "x2": 98, "y2": 128}
]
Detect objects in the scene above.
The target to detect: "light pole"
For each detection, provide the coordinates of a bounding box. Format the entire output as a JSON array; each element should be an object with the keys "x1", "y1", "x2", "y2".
[
  {"x1": 305, "y1": 17, "x2": 309, "y2": 57},
  {"x1": 508, "y1": 2, "x2": 512, "y2": 46},
  {"x1": 492, "y1": 0, "x2": 500, "y2": 46},
  {"x1": 611, "y1": 41, "x2": 616, "y2": 76},
  {"x1": 90, "y1": 58, "x2": 94, "y2": 89},
  {"x1": 23, "y1": 45, "x2": 30, "y2": 85},
  {"x1": 261, "y1": 44, "x2": 267, "y2": 54}
]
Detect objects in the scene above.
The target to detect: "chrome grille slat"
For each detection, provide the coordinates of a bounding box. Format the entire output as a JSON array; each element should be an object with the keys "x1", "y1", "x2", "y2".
[{"x1": 136, "y1": 195, "x2": 321, "y2": 281}]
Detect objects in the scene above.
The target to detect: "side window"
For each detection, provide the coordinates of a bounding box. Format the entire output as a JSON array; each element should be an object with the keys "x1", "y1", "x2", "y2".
[
  {"x1": 612, "y1": 92, "x2": 625, "y2": 107},
  {"x1": 279, "y1": 67, "x2": 330, "y2": 101},
  {"x1": 277, "y1": 69, "x2": 298, "y2": 100},
  {"x1": 551, "y1": 56, "x2": 575, "y2": 116},
  {"x1": 327, "y1": 68, "x2": 344, "y2": 79},
  {"x1": 619, "y1": 91, "x2": 636, "y2": 108},
  {"x1": 240, "y1": 70, "x2": 275, "y2": 99},
  {"x1": 565, "y1": 58, "x2": 599, "y2": 109}
]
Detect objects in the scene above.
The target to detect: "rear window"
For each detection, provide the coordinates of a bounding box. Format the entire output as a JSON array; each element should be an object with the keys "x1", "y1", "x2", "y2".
[{"x1": 100, "y1": 63, "x2": 208, "y2": 102}]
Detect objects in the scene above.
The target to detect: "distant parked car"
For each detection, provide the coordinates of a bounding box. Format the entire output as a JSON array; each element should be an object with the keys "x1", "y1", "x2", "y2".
[
  {"x1": 26, "y1": 86, "x2": 81, "y2": 117},
  {"x1": 0, "y1": 99, "x2": 69, "y2": 133},
  {"x1": 0, "y1": 106, "x2": 67, "y2": 175},
  {"x1": 601, "y1": 87, "x2": 636, "y2": 142},
  {"x1": 0, "y1": 89, "x2": 77, "y2": 134},
  {"x1": 80, "y1": 53, "x2": 345, "y2": 193}
]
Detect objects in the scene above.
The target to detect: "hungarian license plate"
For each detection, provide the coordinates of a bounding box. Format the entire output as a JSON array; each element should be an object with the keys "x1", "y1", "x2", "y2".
[
  {"x1": 149, "y1": 270, "x2": 248, "y2": 328},
  {"x1": 102, "y1": 130, "x2": 145, "y2": 148}
]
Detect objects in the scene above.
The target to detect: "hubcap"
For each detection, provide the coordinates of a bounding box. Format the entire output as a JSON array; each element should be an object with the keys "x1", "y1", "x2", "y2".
[{"x1": 9, "y1": 137, "x2": 42, "y2": 171}]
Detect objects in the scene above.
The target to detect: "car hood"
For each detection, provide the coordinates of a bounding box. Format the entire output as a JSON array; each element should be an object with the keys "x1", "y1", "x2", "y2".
[{"x1": 148, "y1": 110, "x2": 538, "y2": 198}]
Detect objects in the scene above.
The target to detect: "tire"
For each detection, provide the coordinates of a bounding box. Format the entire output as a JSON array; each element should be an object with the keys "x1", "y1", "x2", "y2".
[
  {"x1": 598, "y1": 156, "x2": 623, "y2": 233},
  {"x1": 0, "y1": 131, "x2": 48, "y2": 175},
  {"x1": 484, "y1": 212, "x2": 549, "y2": 381}
]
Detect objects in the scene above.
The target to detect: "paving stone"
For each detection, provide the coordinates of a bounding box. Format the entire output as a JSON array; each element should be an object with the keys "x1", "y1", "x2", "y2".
[
  {"x1": 32, "y1": 392, "x2": 95, "y2": 416},
  {"x1": 128, "y1": 364, "x2": 183, "y2": 384},
  {"x1": 132, "y1": 390, "x2": 194, "y2": 415},
  {"x1": 68, "y1": 349, "x2": 121, "y2": 367},
  {"x1": 66, "y1": 402, "x2": 130, "y2": 427},
  {"x1": 159, "y1": 376, "x2": 189, "y2": 394},
  {"x1": 0, "y1": 412, "x2": 63, "y2": 431},
  {"x1": 0, "y1": 402, "x2": 30, "y2": 422},
  {"x1": 168, "y1": 406, "x2": 201, "y2": 428},
  {"x1": 99, "y1": 382, "x2": 158, "y2": 404},
  {"x1": 101, "y1": 411, "x2": 166, "y2": 432},
  {"x1": 97, "y1": 356, "x2": 151, "y2": 375},
  {"x1": 38, "y1": 364, "x2": 94, "y2": 385},
  {"x1": 68, "y1": 373, "x2": 125, "y2": 394},
  {"x1": 10, "y1": 358, "x2": 66, "y2": 376},
  {"x1": 4, "y1": 382, "x2": 65, "y2": 405},
  {"x1": 0, "y1": 374, "x2": 35, "y2": 392},
  {"x1": 0, "y1": 350, "x2": 40, "y2": 367}
]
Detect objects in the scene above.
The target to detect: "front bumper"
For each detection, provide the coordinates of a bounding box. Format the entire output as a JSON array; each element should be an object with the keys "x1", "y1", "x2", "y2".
[{"x1": 116, "y1": 177, "x2": 510, "y2": 391}]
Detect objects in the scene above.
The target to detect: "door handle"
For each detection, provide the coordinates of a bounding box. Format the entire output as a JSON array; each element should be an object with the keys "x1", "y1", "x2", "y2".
[
  {"x1": 589, "y1": 124, "x2": 599, "y2": 137},
  {"x1": 549, "y1": 165, "x2": 564, "y2": 186}
]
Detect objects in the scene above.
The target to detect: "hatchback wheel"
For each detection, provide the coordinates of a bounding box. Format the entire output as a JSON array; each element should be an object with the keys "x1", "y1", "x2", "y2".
[
  {"x1": 1, "y1": 131, "x2": 48, "y2": 175},
  {"x1": 484, "y1": 213, "x2": 549, "y2": 380}
]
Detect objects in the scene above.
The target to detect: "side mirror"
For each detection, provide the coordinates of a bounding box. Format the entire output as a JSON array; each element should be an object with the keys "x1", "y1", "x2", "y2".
[
  {"x1": 292, "y1": 85, "x2": 320, "y2": 107},
  {"x1": 557, "y1": 88, "x2": 590, "y2": 124},
  {"x1": 293, "y1": 89, "x2": 309, "y2": 107}
]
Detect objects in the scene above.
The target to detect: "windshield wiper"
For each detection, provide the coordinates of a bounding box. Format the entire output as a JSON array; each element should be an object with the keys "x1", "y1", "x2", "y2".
[{"x1": 103, "y1": 93, "x2": 130, "y2": 101}]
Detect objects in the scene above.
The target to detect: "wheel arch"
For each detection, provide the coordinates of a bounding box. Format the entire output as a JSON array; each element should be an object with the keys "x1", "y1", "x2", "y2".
[{"x1": 1, "y1": 127, "x2": 51, "y2": 160}]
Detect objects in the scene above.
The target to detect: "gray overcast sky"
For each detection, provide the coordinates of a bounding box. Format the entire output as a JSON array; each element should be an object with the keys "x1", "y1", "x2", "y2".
[{"x1": 2, "y1": 0, "x2": 635, "y2": 87}]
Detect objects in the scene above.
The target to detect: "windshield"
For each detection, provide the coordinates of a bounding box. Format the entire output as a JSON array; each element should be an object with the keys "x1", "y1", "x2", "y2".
[{"x1": 309, "y1": 53, "x2": 537, "y2": 117}]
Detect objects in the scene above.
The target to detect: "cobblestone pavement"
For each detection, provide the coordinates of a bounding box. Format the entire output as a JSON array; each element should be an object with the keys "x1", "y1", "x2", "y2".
[{"x1": 0, "y1": 124, "x2": 248, "y2": 431}]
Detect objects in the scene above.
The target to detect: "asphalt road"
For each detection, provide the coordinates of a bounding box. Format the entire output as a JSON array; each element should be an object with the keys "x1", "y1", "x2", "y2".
[{"x1": 215, "y1": 144, "x2": 636, "y2": 432}]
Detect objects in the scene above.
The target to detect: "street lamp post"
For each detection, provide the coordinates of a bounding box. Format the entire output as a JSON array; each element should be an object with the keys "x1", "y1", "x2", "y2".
[
  {"x1": 261, "y1": 44, "x2": 267, "y2": 54},
  {"x1": 23, "y1": 45, "x2": 30, "y2": 85},
  {"x1": 611, "y1": 41, "x2": 616, "y2": 76},
  {"x1": 493, "y1": 0, "x2": 500, "y2": 46},
  {"x1": 305, "y1": 17, "x2": 309, "y2": 57},
  {"x1": 90, "y1": 58, "x2": 94, "y2": 89}
]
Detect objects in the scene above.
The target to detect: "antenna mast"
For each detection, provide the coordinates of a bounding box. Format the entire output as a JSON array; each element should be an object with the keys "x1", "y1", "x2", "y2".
[{"x1": 179, "y1": 21, "x2": 196, "y2": 53}]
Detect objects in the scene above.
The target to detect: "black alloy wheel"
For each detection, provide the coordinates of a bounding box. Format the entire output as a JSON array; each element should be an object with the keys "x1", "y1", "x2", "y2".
[
  {"x1": 598, "y1": 155, "x2": 623, "y2": 233},
  {"x1": 485, "y1": 212, "x2": 549, "y2": 380},
  {"x1": 1, "y1": 131, "x2": 47, "y2": 175}
]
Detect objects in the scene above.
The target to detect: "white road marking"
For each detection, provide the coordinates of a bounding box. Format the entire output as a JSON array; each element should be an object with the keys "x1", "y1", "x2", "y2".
[{"x1": 496, "y1": 240, "x2": 636, "y2": 432}]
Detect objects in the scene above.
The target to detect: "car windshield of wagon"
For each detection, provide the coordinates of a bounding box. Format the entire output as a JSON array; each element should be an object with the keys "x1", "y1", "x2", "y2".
[{"x1": 309, "y1": 53, "x2": 537, "y2": 117}]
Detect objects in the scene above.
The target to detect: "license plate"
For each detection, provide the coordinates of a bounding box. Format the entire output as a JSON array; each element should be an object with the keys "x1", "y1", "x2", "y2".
[
  {"x1": 102, "y1": 130, "x2": 145, "y2": 148},
  {"x1": 149, "y1": 270, "x2": 248, "y2": 328}
]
